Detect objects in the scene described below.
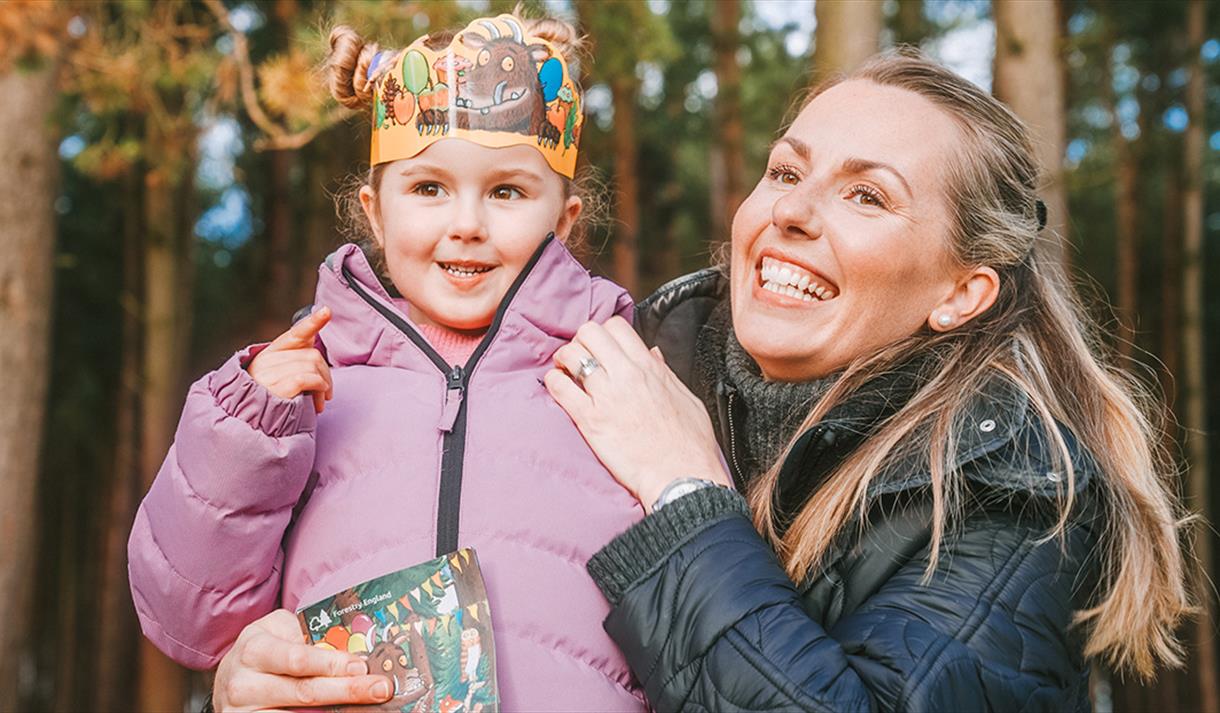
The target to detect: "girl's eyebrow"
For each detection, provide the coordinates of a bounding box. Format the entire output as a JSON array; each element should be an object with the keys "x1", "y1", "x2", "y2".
[
  {"x1": 398, "y1": 162, "x2": 452, "y2": 179},
  {"x1": 485, "y1": 167, "x2": 545, "y2": 183}
]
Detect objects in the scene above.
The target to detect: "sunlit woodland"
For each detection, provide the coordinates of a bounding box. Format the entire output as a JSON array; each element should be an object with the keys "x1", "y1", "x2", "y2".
[{"x1": 1, "y1": 0, "x2": 1218, "y2": 710}]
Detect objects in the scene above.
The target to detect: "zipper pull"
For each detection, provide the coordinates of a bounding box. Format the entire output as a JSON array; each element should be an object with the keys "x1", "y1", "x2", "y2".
[{"x1": 438, "y1": 365, "x2": 465, "y2": 433}]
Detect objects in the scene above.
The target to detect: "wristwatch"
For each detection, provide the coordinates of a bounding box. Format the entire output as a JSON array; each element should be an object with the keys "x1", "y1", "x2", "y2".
[{"x1": 651, "y1": 477, "x2": 722, "y2": 513}]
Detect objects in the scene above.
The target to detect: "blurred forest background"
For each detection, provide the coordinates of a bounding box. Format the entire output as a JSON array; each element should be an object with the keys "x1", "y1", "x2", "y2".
[{"x1": 1, "y1": 0, "x2": 1218, "y2": 710}]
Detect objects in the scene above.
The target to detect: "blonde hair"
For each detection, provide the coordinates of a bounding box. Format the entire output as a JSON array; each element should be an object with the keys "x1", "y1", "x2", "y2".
[
  {"x1": 323, "y1": 10, "x2": 597, "y2": 275},
  {"x1": 748, "y1": 50, "x2": 1193, "y2": 680}
]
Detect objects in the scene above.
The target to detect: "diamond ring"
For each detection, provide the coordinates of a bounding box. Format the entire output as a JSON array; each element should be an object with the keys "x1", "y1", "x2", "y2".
[{"x1": 576, "y1": 356, "x2": 601, "y2": 384}]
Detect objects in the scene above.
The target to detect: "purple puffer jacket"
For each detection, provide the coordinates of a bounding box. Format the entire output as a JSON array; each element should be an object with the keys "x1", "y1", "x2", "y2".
[{"x1": 128, "y1": 237, "x2": 647, "y2": 710}]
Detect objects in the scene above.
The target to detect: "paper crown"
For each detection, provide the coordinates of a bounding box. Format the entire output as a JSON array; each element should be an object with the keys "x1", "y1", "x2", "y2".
[{"x1": 369, "y1": 14, "x2": 584, "y2": 178}]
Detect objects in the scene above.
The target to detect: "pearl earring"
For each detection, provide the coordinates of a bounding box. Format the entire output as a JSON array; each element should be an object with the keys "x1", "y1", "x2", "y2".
[{"x1": 936, "y1": 314, "x2": 952, "y2": 327}]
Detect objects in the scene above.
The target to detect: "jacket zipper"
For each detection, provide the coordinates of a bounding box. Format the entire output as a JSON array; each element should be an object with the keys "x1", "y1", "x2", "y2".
[
  {"x1": 341, "y1": 235, "x2": 555, "y2": 557},
  {"x1": 716, "y1": 381, "x2": 746, "y2": 490}
]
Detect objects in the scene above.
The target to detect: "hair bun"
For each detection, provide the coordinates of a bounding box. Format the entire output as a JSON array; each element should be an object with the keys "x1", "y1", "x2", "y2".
[{"x1": 327, "y1": 25, "x2": 381, "y2": 111}]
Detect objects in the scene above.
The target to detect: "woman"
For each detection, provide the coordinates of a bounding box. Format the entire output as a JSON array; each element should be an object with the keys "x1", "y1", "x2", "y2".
[{"x1": 544, "y1": 51, "x2": 1191, "y2": 710}]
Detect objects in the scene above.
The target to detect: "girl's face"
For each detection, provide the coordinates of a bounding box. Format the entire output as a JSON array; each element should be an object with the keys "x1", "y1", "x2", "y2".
[
  {"x1": 361, "y1": 139, "x2": 581, "y2": 332},
  {"x1": 729, "y1": 79, "x2": 970, "y2": 381}
]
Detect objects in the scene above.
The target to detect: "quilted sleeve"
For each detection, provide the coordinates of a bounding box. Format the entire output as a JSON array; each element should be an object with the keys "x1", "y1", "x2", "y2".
[
  {"x1": 591, "y1": 490, "x2": 1098, "y2": 712},
  {"x1": 127, "y1": 345, "x2": 318, "y2": 669}
]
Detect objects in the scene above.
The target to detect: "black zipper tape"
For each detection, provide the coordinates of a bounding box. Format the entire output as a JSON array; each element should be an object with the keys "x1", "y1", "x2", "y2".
[{"x1": 341, "y1": 234, "x2": 555, "y2": 556}]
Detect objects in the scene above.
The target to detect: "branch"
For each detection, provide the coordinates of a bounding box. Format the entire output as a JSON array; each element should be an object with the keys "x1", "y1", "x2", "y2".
[{"x1": 203, "y1": 0, "x2": 352, "y2": 151}]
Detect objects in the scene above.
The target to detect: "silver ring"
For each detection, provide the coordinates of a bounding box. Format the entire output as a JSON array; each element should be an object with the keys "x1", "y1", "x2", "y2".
[{"x1": 576, "y1": 356, "x2": 601, "y2": 383}]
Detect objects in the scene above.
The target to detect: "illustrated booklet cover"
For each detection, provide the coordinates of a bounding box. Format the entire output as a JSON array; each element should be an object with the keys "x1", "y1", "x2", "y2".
[{"x1": 297, "y1": 548, "x2": 498, "y2": 713}]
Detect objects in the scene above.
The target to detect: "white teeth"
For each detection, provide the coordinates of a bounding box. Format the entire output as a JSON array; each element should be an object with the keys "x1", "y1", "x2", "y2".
[
  {"x1": 443, "y1": 264, "x2": 492, "y2": 277},
  {"x1": 758, "y1": 256, "x2": 837, "y2": 301}
]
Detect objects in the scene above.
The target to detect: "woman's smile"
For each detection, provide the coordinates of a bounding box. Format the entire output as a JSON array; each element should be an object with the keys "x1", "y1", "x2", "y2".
[{"x1": 756, "y1": 252, "x2": 839, "y2": 304}]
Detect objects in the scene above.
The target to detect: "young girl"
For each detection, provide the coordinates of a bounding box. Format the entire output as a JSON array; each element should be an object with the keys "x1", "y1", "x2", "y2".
[{"x1": 128, "y1": 13, "x2": 646, "y2": 710}]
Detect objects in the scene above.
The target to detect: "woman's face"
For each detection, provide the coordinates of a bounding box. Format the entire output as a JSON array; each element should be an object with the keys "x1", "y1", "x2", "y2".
[
  {"x1": 362, "y1": 139, "x2": 580, "y2": 332},
  {"x1": 730, "y1": 79, "x2": 966, "y2": 381}
]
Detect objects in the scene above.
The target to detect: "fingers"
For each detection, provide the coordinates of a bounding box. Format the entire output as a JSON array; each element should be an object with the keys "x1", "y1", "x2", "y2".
[
  {"x1": 219, "y1": 670, "x2": 390, "y2": 710},
  {"x1": 601, "y1": 316, "x2": 655, "y2": 364},
  {"x1": 544, "y1": 367, "x2": 592, "y2": 419},
  {"x1": 250, "y1": 349, "x2": 334, "y2": 402},
  {"x1": 570, "y1": 321, "x2": 632, "y2": 375},
  {"x1": 270, "y1": 306, "x2": 332, "y2": 351},
  {"x1": 552, "y1": 341, "x2": 604, "y2": 388}
]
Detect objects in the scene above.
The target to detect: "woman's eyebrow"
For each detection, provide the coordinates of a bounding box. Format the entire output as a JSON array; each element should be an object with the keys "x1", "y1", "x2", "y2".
[
  {"x1": 773, "y1": 136, "x2": 811, "y2": 161},
  {"x1": 841, "y1": 157, "x2": 913, "y2": 197}
]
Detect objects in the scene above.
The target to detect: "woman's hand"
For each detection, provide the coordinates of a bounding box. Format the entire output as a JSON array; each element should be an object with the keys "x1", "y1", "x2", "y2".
[
  {"x1": 247, "y1": 307, "x2": 334, "y2": 413},
  {"x1": 212, "y1": 609, "x2": 392, "y2": 712},
  {"x1": 545, "y1": 316, "x2": 732, "y2": 511}
]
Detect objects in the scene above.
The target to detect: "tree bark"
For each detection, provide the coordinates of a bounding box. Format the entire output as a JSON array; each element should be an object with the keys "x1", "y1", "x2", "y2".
[
  {"x1": 258, "y1": 148, "x2": 297, "y2": 340},
  {"x1": 611, "y1": 76, "x2": 640, "y2": 296},
  {"x1": 893, "y1": 0, "x2": 927, "y2": 48},
  {"x1": 993, "y1": 0, "x2": 1071, "y2": 268},
  {"x1": 711, "y1": 0, "x2": 744, "y2": 246},
  {"x1": 0, "y1": 62, "x2": 59, "y2": 713},
  {"x1": 1181, "y1": 2, "x2": 1217, "y2": 710},
  {"x1": 813, "y1": 0, "x2": 884, "y2": 79},
  {"x1": 94, "y1": 167, "x2": 143, "y2": 711},
  {"x1": 137, "y1": 119, "x2": 190, "y2": 712}
]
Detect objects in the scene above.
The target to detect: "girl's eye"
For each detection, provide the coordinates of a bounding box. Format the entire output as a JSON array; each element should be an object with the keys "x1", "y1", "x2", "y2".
[
  {"x1": 847, "y1": 184, "x2": 888, "y2": 209},
  {"x1": 490, "y1": 185, "x2": 523, "y2": 200},
  {"x1": 766, "y1": 164, "x2": 800, "y2": 186},
  {"x1": 412, "y1": 182, "x2": 445, "y2": 198}
]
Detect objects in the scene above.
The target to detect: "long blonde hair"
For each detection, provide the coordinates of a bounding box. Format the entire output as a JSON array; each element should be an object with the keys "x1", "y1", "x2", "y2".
[{"x1": 748, "y1": 51, "x2": 1192, "y2": 680}]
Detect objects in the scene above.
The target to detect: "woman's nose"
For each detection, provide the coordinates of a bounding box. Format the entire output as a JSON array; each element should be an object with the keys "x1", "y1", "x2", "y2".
[{"x1": 771, "y1": 187, "x2": 823, "y2": 241}]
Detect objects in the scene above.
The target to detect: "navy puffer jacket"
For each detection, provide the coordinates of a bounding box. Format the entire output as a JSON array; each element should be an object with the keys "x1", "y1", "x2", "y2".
[{"x1": 588, "y1": 270, "x2": 1104, "y2": 712}]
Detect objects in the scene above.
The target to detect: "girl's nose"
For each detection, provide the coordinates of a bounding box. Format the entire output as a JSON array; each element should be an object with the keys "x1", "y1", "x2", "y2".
[
  {"x1": 771, "y1": 186, "x2": 824, "y2": 242},
  {"x1": 446, "y1": 197, "x2": 489, "y2": 242}
]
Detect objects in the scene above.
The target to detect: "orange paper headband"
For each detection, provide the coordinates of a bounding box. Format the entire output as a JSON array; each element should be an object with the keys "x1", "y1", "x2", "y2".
[{"x1": 370, "y1": 14, "x2": 584, "y2": 178}]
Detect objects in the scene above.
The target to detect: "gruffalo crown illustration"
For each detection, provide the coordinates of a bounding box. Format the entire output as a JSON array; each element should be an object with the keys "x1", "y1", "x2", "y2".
[{"x1": 369, "y1": 14, "x2": 583, "y2": 178}]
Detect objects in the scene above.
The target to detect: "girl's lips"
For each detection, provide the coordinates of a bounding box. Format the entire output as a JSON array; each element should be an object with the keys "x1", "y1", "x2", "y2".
[{"x1": 437, "y1": 262, "x2": 496, "y2": 287}]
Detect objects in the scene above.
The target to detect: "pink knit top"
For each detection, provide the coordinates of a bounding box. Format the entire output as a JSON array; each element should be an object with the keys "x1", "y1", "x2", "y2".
[{"x1": 417, "y1": 323, "x2": 484, "y2": 365}]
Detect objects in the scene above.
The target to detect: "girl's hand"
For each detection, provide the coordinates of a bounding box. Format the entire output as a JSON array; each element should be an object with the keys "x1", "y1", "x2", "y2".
[
  {"x1": 247, "y1": 307, "x2": 334, "y2": 414},
  {"x1": 213, "y1": 609, "x2": 392, "y2": 712},
  {"x1": 545, "y1": 316, "x2": 732, "y2": 512}
]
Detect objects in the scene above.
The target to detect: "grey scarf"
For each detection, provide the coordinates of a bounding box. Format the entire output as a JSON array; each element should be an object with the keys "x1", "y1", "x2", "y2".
[{"x1": 692, "y1": 302, "x2": 835, "y2": 484}]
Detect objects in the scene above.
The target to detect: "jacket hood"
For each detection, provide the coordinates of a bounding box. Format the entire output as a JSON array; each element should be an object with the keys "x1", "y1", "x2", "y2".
[{"x1": 312, "y1": 237, "x2": 633, "y2": 373}]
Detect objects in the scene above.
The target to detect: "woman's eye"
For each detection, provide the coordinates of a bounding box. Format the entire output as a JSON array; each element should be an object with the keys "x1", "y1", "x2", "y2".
[
  {"x1": 766, "y1": 165, "x2": 800, "y2": 186},
  {"x1": 847, "y1": 185, "x2": 888, "y2": 209},
  {"x1": 412, "y1": 182, "x2": 445, "y2": 198},
  {"x1": 490, "y1": 185, "x2": 523, "y2": 200}
]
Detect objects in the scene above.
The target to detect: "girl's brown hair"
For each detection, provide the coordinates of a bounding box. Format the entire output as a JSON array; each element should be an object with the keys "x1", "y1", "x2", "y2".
[
  {"x1": 324, "y1": 11, "x2": 597, "y2": 278},
  {"x1": 748, "y1": 50, "x2": 1193, "y2": 680}
]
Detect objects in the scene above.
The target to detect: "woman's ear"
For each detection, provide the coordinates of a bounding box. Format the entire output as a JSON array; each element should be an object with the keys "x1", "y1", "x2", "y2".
[
  {"x1": 928, "y1": 265, "x2": 1000, "y2": 331},
  {"x1": 359, "y1": 184, "x2": 385, "y2": 247},
  {"x1": 553, "y1": 194, "x2": 583, "y2": 244}
]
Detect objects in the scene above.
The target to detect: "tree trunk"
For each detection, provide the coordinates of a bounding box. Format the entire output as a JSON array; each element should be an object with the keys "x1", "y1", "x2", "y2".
[
  {"x1": 993, "y1": 0, "x2": 1071, "y2": 268},
  {"x1": 1159, "y1": 166, "x2": 1182, "y2": 415},
  {"x1": 137, "y1": 122, "x2": 191, "y2": 711},
  {"x1": 94, "y1": 167, "x2": 144, "y2": 711},
  {"x1": 1181, "y1": 2, "x2": 1217, "y2": 710},
  {"x1": 611, "y1": 77, "x2": 640, "y2": 296},
  {"x1": 813, "y1": 0, "x2": 884, "y2": 78},
  {"x1": 893, "y1": 0, "x2": 927, "y2": 48},
  {"x1": 711, "y1": 0, "x2": 744, "y2": 246},
  {"x1": 1102, "y1": 22, "x2": 1140, "y2": 361},
  {"x1": 257, "y1": 148, "x2": 297, "y2": 339},
  {"x1": 0, "y1": 62, "x2": 59, "y2": 712}
]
